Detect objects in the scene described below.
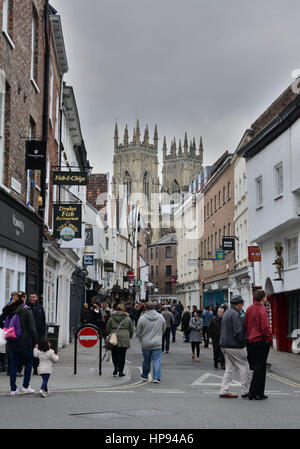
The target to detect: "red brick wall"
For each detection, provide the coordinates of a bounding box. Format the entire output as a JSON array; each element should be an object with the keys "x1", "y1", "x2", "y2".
[
  {"x1": 148, "y1": 242, "x2": 177, "y2": 295},
  {"x1": 0, "y1": 0, "x2": 46, "y2": 209},
  {"x1": 199, "y1": 158, "x2": 235, "y2": 285}
]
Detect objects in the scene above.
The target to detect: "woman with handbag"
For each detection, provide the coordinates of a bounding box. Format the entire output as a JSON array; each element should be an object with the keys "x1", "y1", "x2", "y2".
[{"x1": 105, "y1": 303, "x2": 134, "y2": 377}]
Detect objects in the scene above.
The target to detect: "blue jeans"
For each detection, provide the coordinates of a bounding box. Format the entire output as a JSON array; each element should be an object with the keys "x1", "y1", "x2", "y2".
[
  {"x1": 41, "y1": 374, "x2": 50, "y2": 392},
  {"x1": 9, "y1": 346, "x2": 33, "y2": 392},
  {"x1": 142, "y1": 348, "x2": 162, "y2": 381}
]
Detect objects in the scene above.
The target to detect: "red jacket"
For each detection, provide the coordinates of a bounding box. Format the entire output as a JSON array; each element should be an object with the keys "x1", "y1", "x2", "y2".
[{"x1": 244, "y1": 302, "x2": 272, "y2": 344}]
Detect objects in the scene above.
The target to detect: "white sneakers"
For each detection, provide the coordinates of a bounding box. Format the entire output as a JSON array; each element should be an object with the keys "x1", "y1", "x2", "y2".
[
  {"x1": 10, "y1": 388, "x2": 19, "y2": 396},
  {"x1": 21, "y1": 386, "x2": 35, "y2": 394},
  {"x1": 10, "y1": 386, "x2": 35, "y2": 396},
  {"x1": 40, "y1": 390, "x2": 46, "y2": 398}
]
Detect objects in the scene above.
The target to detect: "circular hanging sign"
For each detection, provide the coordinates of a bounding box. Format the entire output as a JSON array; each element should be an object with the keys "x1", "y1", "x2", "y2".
[
  {"x1": 78, "y1": 327, "x2": 99, "y2": 348},
  {"x1": 60, "y1": 226, "x2": 75, "y2": 241}
]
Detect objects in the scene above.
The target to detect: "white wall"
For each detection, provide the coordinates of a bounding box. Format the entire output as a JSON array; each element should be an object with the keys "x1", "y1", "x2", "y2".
[{"x1": 246, "y1": 126, "x2": 299, "y2": 244}]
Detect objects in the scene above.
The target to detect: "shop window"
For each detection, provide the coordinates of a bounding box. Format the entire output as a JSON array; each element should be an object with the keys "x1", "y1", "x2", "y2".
[{"x1": 288, "y1": 291, "x2": 300, "y2": 334}]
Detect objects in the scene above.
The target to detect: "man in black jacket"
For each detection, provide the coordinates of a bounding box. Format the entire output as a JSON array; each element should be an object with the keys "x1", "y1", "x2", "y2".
[
  {"x1": 208, "y1": 307, "x2": 225, "y2": 369},
  {"x1": 27, "y1": 293, "x2": 46, "y2": 375}
]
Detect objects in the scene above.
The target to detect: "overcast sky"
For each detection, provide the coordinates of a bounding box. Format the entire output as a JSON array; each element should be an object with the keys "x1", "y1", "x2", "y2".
[{"x1": 51, "y1": 0, "x2": 300, "y2": 177}]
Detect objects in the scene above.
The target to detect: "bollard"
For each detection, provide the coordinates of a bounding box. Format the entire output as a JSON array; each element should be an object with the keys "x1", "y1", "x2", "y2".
[{"x1": 74, "y1": 324, "x2": 102, "y2": 375}]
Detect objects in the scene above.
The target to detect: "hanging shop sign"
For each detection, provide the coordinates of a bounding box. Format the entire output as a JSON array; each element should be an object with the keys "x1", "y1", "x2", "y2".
[
  {"x1": 104, "y1": 263, "x2": 114, "y2": 272},
  {"x1": 83, "y1": 255, "x2": 94, "y2": 266},
  {"x1": 53, "y1": 204, "x2": 82, "y2": 241},
  {"x1": 248, "y1": 246, "x2": 261, "y2": 262},
  {"x1": 216, "y1": 250, "x2": 226, "y2": 260},
  {"x1": 221, "y1": 237, "x2": 235, "y2": 251},
  {"x1": 25, "y1": 140, "x2": 46, "y2": 170},
  {"x1": 85, "y1": 225, "x2": 94, "y2": 246},
  {"x1": 52, "y1": 171, "x2": 88, "y2": 186}
]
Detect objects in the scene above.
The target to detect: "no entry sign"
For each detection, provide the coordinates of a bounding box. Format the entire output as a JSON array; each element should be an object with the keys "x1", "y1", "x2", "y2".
[{"x1": 78, "y1": 327, "x2": 99, "y2": 348}]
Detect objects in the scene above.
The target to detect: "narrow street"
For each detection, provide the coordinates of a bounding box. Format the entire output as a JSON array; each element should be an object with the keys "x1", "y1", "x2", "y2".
[{"x1": 0, "y1": 330, "x2": 300, "y2": 430}]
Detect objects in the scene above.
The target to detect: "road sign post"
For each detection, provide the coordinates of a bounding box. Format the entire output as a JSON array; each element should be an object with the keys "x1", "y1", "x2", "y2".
[{"x1": 74, "y1": 324, "x2": 102, "y2": 375}]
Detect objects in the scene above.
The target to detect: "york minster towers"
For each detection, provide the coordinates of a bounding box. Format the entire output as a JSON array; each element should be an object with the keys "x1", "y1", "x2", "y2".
[
  {"x1": 161, "y1": 134, "x2": 204, "y2": 195},
  {"x1": 111, "y1": 120, "x2": 204, "y2": 240},
  {"x1": 112, "y1": 120, "x2": 161, "y2": 239}
]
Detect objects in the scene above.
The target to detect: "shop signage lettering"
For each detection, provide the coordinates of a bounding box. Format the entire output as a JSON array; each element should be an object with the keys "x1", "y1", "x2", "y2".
[
  {"x1": 53, "y1": 204, "x2": 82, "y2": 241},
  {"x1": 221, "y1": 237, "x2": 235, "y2": 251},
  {"x1": 52, "y1": 171, "x2": 88, "y2": 186},
  {"x1": 12, "y1": 214, "x2": 25, "y2": 235},
  {"x1": 104, "y1": 263, "x2": 114, "y2": 272},
  {"x1": 248, "y1": 246, "x2": 261, "y2": 262},
  {"x1": 83, "y1": 255, "x2": 94, "y2": 266}
]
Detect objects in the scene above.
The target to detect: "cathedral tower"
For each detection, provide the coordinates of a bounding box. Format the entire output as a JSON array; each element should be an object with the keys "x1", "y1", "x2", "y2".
[
  {"x1": 161, "y1": 133, "x2": 204, "y2": 195},
  {"x1": 112, "y1": 120, "x2": 161, "y2": 240}
]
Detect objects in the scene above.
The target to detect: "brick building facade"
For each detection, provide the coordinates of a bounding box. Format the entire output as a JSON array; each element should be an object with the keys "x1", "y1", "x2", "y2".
[
  {"x1": 0, "y1": 0, "x2": 47, "y2": 304},
  {"x1": 199, "y1": 152, "x2": 235, "y2": 308},
  {"x1": 148, "y1": 233, "x2": 178, "y2": 301},
  {"x1": 0, "y1": 0, "x2": 46, "y2": 206}
]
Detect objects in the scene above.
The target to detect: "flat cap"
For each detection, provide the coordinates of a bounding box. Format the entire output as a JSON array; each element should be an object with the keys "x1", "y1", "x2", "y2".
[{"x1": 230, "y1": 295, "x2": 245, "y2": 305}]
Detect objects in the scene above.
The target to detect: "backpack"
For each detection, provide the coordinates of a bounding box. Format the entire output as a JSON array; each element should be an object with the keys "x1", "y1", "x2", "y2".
[{"x1": 3, "y1": 306, "x2": 27, "y2": 340}]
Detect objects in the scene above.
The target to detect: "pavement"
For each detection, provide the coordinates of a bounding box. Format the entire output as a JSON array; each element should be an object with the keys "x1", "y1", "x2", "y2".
[{"x1": 0, "y1": 333, "x2": 300, "y2": 395}]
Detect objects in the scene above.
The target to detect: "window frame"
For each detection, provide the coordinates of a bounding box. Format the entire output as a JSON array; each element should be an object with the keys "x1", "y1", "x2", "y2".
[
  {"x1": 285, "y1": 234, "x2": 298, "y2": 269},
  {"x1": 255, "y1": 176, "x2": 263, "y2": 208},
  {"x1": 274, "y1": 162, "x2": 283, "y2": 198}
]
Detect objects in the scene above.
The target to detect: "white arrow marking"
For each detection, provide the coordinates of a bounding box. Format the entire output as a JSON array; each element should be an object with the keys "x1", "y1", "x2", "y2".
[{"x1": 191, "y1": 372, "x2": 241, "y2": 387}]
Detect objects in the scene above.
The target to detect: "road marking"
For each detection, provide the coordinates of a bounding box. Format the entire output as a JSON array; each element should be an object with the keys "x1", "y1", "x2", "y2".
[
  {"x1": 191, "y1": 372, "x2": 241, "y2": 387},
  {"x1": 267, "y1": 373, "x2": 300, "y2": 388},
  {"x1": 146, "y1": 389, "x2": 186, "y2": 394},
  {"x1": 95, "y1": 390, "x2": 135, "y2": 393}
]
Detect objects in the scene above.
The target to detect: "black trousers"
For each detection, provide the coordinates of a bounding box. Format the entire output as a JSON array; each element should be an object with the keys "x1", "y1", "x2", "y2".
[
  {"x1": 203, "y1": 326, "x2": 209, "y2": 347},
  {"x1": 247, "y1": 340, "x2": 270, "y2": 396},
  {"x1": 111, "y1": 347, "x2": 127, "y2": 374},
  {"x1": 191, "y1": 342, "x2": 200, "y2": 358},
  {"x1": 162, "y1": 327, "x2": 171, "y2": 352},
  {"x1": 212, "y1": 337, "x2": 225, "y2": 365}
]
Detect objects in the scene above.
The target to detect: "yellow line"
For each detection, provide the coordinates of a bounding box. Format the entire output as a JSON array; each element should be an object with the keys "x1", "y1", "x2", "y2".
[{"x1": 267, "y1": 373, "x2": 300, "y2": 388}]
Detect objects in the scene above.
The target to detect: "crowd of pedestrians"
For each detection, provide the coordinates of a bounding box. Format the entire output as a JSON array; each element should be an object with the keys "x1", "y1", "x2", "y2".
[{"x1": 0, "y1": 290, "x2": 272, "y2": 401}]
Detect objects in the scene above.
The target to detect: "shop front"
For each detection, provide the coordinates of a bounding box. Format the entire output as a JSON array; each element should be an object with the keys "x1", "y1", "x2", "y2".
[
  {"x1": 268, "y1": 289, "x2": 300, "y2": 353},
  {"x1": 0, "y1": 189, "x2": 42, "y2": 309},
  {"x1": 203, "y1": 278, "x2": 229, "y2": 309}
]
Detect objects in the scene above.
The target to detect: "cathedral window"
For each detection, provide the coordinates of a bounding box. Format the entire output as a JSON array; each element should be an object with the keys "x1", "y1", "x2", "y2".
[
  {"x1": 143, "y1": 172, "x2": 150, "y2": 199},
  {"x1": 124, "y1": 171, "x2": 132, "y2": 198}
]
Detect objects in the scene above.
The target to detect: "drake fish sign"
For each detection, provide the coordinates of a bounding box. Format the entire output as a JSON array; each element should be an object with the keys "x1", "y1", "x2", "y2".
[{"x1": 53, "y1": 204, "x2": 82, "y2": 241}]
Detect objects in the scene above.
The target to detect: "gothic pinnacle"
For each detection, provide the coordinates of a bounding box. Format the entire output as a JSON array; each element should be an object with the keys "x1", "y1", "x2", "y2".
[
  {"x1": 114, "y1": 122, "x2": 119, "y2": 149},
  {"x1": 124, "y1": 124, "x2": 129, "y2": 147},
  {"x1": 136, "y1": 119, "x2": 140, "y2": 143},
  {"x1": 184, "y1": 132, "x2": 188, "y2": 154},
  {"x1": 154, "y1": 124, "x2": 158, "y2": 151}
]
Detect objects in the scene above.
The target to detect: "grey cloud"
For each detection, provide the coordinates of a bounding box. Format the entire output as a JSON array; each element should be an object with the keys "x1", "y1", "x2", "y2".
[{"x1": 50, "y1": 0, "x2": 300, "y2": 175}]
